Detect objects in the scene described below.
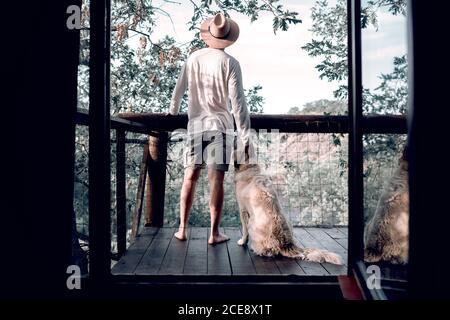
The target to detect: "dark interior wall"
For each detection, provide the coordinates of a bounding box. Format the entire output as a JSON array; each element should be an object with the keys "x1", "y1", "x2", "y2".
[
  {"x1": 407, "y1": 0, "x2": 450, "y2": 299},
  {"x1": 6, "y1": 0, "x2": 81, "y2": 298},
  {"x1": 3, "y1": 0, "x2": 450, "y2": 300}
]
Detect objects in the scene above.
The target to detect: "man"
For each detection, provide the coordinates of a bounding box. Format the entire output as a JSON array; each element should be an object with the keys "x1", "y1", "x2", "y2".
[{"x1": 169, "y1": 13, "x2": 251, "y2": 244}]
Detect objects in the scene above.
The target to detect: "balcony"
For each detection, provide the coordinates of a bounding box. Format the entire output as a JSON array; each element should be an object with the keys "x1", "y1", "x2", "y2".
[{"x1": 73, "y1": 109, "x2": 407, "y2": 299}]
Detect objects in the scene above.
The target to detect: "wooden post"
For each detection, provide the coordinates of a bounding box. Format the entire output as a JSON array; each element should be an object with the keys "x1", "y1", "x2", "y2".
[
  {"x1": 347, "y1": 0, "x2": 364, "y2": 273},
  {"x1": 144, "y1": 132, "x2": 168, "y2": 227},
  {"x1": 88, "y1": 0, "x2": 111, "y2": 282},
  {"x1": 131, "y1": 143, "x2": 149, "y2": 239},
  {"x1": 145, "y1": 171, "x2": 152, "y2": 226},
  {"x1": 116, "y1": 129, "x2": 127, "y2": 256}
]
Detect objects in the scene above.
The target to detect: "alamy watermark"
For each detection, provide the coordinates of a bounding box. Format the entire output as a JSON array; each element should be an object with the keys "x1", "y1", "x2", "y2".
[
  {"x1": 66, "y1": 5, "x2": 82, "y2": 30},
  {"x1": 366, "y1": 264, "x2": 381, "y2": 290},
  {"x1": 66, "y1": 265, "x2": 81, "y2": 290}
]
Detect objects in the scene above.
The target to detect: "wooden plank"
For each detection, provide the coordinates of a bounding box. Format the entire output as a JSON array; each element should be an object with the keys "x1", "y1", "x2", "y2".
[
  {"x1": 224, "y1": 227, "x2": 257, "y2": 275},
  {"x1": 134, "y1": 227, "x2": 174, "y2": 275},
  {"x1": 248, "y1": 251, "x2": 281, "y2": 275},
  {"x1": 159, "y1": 228, "x2": 190, "y2": 275},
  {"x1": 296, "y1": 260, "x2": 329, "y2": 275},
  {"x1": 207, "y1": 228, "x2": 232, "y2": 275},
  {"x1": 116, "y1": 129, "x2": 127, "y2": 257},
  {"x1": 306, "y1": 228, "x2": 348, "y2": 261},
  {"x1": 140, "y1": 226, "x2": 160, "y2": 236},
  {"x1": 335, "y1": 227, "x2": 349, "y2": 250},
  {"x1": 183, "y1": 227, "x2": 208, "y2": 275},
  {"x1": 337, "y1": 227, "x2": 348, "y2": 236},
  {"x1": 274, "y1": 256, "x2": 306, "y2": 275},
  {"x1": 131, "y1": 143, "x2": 149, "y2": 239},
  {"x1": 323, "y1": 228, "x2": 348, "y2": 250},
  {"x1": 111, "y1": 227, "x2": 159, "y2": 275},
  {"x1": 323, "y1": 228, "x2": 347, "y2": 239},
  {"x1": 335, "y1": 237, "x2": 348, "y2": 250}
]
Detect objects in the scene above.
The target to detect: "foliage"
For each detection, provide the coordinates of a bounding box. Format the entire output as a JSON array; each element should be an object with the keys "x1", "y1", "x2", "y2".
[
  {"x1": 188, "y1": 0, "x2": 302, "y2": 43},
  {"x1": 245, "y1": 85, "x2": 265, "y2": 113},
  {"x1": 302, "y1": 0, "x2": 406, "y2": 85},
  {"x1": 302, "y1": 0, "x2": 408, "y2": 221},
  {"x1": 298, "y1": 99, "x2": 347, "y2": 115}
]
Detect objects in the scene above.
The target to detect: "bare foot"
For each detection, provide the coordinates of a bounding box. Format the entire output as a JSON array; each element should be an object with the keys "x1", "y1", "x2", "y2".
[
  {"x1": 208, "y1": 233, "x2": 230, "y2": 245},
  {"x1": 174, "y1": 229, "x2": 187, "y2": 241}
]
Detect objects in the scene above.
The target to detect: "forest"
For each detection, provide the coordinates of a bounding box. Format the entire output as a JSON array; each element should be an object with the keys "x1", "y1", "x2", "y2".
[{"x1": 73, "y1": 0, "x2": 407, "y2": 251}]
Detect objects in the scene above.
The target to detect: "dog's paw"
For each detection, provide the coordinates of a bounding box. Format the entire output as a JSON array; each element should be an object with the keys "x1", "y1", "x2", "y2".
[{"x1": 237, "y1": 238, "x2": 247, "y2": 246}]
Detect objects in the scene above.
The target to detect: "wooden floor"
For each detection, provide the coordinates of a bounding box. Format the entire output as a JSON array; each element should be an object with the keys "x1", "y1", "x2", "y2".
[{"x1": 112, "y1": 227, "x2": 348, "y2": 276}]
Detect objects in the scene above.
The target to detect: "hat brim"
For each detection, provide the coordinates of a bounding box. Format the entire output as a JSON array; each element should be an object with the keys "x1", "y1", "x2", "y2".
[{"x1": 200, "y1": 17, "x2": 240, "y2": 49}]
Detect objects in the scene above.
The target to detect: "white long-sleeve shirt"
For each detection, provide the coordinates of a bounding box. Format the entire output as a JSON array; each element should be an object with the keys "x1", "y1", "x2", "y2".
[{"x1": 169, "y1": 48, "x2": 250, "y2": 146}]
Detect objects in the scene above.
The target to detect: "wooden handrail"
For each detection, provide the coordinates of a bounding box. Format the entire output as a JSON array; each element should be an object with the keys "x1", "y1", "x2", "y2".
[
  {"x1": 116, "y1": 112, "x2": 407, "y2": 134},
  {"x1": 76, "y1": 109, "x2": 153, "y2": 134},
  {"x1": 76, "y1": 109, "x2": 407, "y2": 134}
]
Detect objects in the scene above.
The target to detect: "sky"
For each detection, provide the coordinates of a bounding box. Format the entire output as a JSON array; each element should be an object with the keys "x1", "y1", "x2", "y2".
[{"x1": 148, "y1": 0, "x2": 407, "y2": 114}]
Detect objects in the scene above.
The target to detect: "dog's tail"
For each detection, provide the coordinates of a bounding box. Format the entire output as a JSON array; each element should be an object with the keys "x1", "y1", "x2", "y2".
[
  {"x1": 280, "y1": 245, "x2": 342, "y2": 265},
  {"x1": 302, "y1": 248, "x2": 342, "y2": 265}
]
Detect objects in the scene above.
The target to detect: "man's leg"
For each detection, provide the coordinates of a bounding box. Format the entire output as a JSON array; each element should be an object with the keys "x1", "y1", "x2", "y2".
[
  {"x1": 174, "y1": 167, "x2": 202, "y2": 241},
  {"x1": 207, "y1": 168, "x2": 229, "y2": 244}
]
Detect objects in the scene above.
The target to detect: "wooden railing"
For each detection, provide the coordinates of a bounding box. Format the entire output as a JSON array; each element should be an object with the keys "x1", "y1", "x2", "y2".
[
  {"x1": 117, "y1": 112, "x2": 407, "y2": 134},
  {"x1": 75, "y1": 109, "x2": 407, "y2": 258}
]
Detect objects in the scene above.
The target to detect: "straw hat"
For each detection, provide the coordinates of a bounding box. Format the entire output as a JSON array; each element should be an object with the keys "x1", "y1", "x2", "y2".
[{"x1": 200, "y1": 13, "x2": 240, "y2": 49}]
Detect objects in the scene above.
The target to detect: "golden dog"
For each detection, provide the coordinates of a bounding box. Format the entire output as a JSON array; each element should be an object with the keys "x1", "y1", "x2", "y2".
[
  {"x1": 234, "y1": 164, "x2": 342, "y2": 264},
  {"x1": 364, "y1": 147, "x2": 409, "y2": 264}
]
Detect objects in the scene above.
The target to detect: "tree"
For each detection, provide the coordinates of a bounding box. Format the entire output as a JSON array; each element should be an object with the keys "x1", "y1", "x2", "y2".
[
  {"x1": 303, "y1": 0, "x2": 406, "y2": 86},
  {"x1": 302, "y1": 0, "x2": 408, "y2": 220},
  {"x1": 300, "y1": 99, "x2": 347, "y2": 115}
]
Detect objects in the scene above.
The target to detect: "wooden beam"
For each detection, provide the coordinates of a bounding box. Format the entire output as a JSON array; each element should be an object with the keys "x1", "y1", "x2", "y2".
[
  {"x1": 116, "y1": 112, "x2": 407, "y2": 134},
  {"x1": 131, "y1": 143, "x2": 149, "y2": 239},
  {"x1": 77, "y1": 110, "x2": 407, "y2": 134},
  {"x1": 347, "y1": 0, "x2": 365, "y2": 274},
  {"x1": 88, "y1": 0, "x2": 111, "y2": 282},
  {"x1": 144, "y1": 132, "x2": 168, "y2": 227},
  {"x1": 116, "y1": 129, "x2": 127, "y2": 256},
  {"x1": 76, "y1": 108, "x2": 151, "y2": 134}
]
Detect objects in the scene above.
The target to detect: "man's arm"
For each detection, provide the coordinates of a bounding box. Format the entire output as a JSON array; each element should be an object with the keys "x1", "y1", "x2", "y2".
[
  {"x1": 169, "y1": 63, "x2": 188, "y2": 115},
  {"x1": 228, "y1": 60, "x2": 250, "y2": 146}
]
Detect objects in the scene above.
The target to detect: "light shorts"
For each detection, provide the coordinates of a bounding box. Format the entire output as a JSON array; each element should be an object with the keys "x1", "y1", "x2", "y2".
[{"x1": 184, "y1": 131, "x2": 234, "y2": 172}]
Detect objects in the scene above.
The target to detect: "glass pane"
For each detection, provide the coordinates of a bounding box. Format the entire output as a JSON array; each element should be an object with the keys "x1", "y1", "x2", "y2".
[
  {"x1": 363, "y1": 133, "x2": 408, "y2": 299},
  {"x1": 73, "y1": 0, "x2": 90, "y2": 276},
  {"x1": 361, "y1": 0, "x2": 408, "y2": 115},
  {"x1": 360, "y1": 0, "x2": 409, "y2": 299}
]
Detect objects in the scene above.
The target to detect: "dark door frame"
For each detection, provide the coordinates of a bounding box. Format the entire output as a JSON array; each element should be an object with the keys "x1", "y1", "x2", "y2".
[{"x1": 87, "y1": 0, "x2": 425, "y2": 300}]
